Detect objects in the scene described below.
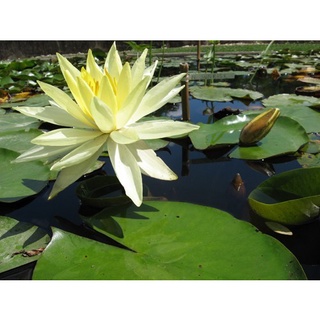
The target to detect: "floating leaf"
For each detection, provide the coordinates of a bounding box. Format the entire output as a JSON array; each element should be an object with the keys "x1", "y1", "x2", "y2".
[
  {"x1": 298, "y1": 76, "x2": 320, "y2": 85},
  {"x1": 189, "y1": 112, "x2": 308, "y2": 159},
  {"x1": 262, "y1": 93, "x2": 320, "y2": 131},
  {"x1": 0, "y1": 129, "x2": 42, "y2": 153},
  {"x1": 189, "y1": 114, "x2": 248, "y2": 150},
  {"x1": 0, "y1": 76, "x2": 14, "y2": 87},
  {"x1": 262, "y1": 94, "x2": 320, "y2": 108},
  {"x1": 0, "y1": 148, "x2": 50, "y2": 202},
  {"x1": 248, "y1": 167, "x2": 320, "y2": 225},
  {"x1": 0, "y1": 112, "x2": 40, "y2": 132},
  {"x1": 189, "y1": 86, "x2": 263, "y2": 102},
  {"x1": 0, "y1": 216, "x2": 50, "y2": 274},
  {"x1": 298, "y1": 153, "x2": 320, "y2": 168},
  {"x1": 33, "y1": 201, "x2": 306, "y2": 279},
  {"x1": 0, "y1": 94, "x2": 51, "y2": 109},
  {"x1": 230, "y1": 116, "x2": 309, "y2": 160}
]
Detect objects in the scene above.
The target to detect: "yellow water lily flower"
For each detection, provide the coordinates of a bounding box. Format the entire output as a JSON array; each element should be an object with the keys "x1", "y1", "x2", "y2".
[{"x1": 13, "y1": 42, "x2": 199, "y2": 206}]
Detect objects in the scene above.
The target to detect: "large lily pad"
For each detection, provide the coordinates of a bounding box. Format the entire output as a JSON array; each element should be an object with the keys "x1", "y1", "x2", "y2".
[
  {"x1": 189, "y1": 86, "x2": 264, "y2": 102},
  {"x1": 0, "y1": 148, "x2": 50, "y2": 202},
  {"x1": 0, "y1": 216, "x2": 50, "y2": 274},
  {"x1": 248, "y1": 167, "x2": 320, "y2": 225},
  {"x1": 33, "y1": 201, "x2": 306, "y2": 279}
]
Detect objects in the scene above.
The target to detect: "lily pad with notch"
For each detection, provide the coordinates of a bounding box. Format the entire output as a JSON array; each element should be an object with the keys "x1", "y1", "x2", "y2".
[{"x1": 32, "y1": 201, "x2": 306, "y2": 280}]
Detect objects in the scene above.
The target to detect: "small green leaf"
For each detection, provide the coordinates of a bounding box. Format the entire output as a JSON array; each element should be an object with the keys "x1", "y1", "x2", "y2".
[
  {"x1": 190, "y1": 86, "x2": 263, "y2": 102},
  {"x1": 189, "y1": 115, "x2": 247, "y2": 150}
]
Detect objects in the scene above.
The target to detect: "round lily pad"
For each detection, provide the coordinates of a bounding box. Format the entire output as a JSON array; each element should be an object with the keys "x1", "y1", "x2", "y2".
[{"x1": 33, "y1": 201, "x2": 306, "y2": 279}]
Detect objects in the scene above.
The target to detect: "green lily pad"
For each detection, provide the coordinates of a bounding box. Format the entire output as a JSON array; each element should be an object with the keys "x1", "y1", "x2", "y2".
[
  {"x1": 229, "y1": 116, "x2": 309, "y2": 160},
  {"x1": 33, "y1": 201, "x2": 306, "y2": 279},
  {"x1": 189, "y1": 86, "x2": 264, "y2": 102},
  {"x1": 0, "y1": 148, "x2": 50, "y2": 202},
  {"x1": 0, "y1": 94, "x2": 51, "y2": 109},
  {"x1": 189, "y1": 112, "x2": 309, "y2": 160},
  {"x1": 0, "y1": 112, "x2": 41, "y2": 132},
  {"x1": 262, "y1": 94, "x2": 320, "y2": 108},
  {"x1": 0, "y1": 129, "x2": 43, "y2": 153},
  {"x1": 189, "y1": 114, "x2": 249, "y2": 150},
  {"x1": 0, "y1": 216, "x2": 50, "y2": 274},
  {"x1": 298, "y1": 153, "x2": 320, "y2": 168},
  {"x1": 262, "y1": 94, "x2": 320, "y2": 132},
  {"x1": 248, "y1": 167, "x2": 320, "y2": 225}
]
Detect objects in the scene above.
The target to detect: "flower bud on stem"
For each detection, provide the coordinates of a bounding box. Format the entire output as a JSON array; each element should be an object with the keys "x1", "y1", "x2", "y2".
[{"x1": 239, "y1": 108, "x2": 280, "y2": 146}]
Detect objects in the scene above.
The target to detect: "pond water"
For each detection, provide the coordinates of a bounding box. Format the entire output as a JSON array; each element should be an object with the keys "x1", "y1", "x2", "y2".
[{"x1": 2, "y1": 63, "x2": 320, "y2": 279}]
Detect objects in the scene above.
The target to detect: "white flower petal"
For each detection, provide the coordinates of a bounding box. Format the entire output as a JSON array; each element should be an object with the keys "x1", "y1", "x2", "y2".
[
  {"x1": 107, "y1": 138, "x2": 143, "y2": 206},
  {"x1": 104, "y1": 42, "x2": 122, "y2": 80},
  {"x1": 86, "y1": 49, "x2": 103, "y2": 81},
  {"x1": 130, "y1": 73, "x2": 186, "y2": 123},
  {"x1": 142, "y1": 61, "x2": 158, "y2": 88},
  {"x1": 116, "y1": 76, "x2": 150, "y2": 128},
  {"x1": 110, "y1": 128, "x2": 139, "y2": 144},
  {"x1": 51, "y1": 134, "x2": 108, "y2": 171},
  {"x1": 57, "y1": 52, "x2": 81, "y2": 81},
  {"x1": 13, "y1": 145, "x2": 76, "y2": 163},
  {"x1": 37, "y1": 81, "x2": 94, "y2": 128},
  {"x1": 12, "y1": 106, "x2": 91, "y2": 129},
  {"x1": 48, "y1": 146, "x2": 104, "y2": 200},
  {"x1": 131, "y1": 119, "x2": 199, "y2": 140},
  {"x1": 75, "y1": 76, "x2": 95, "y2": 118},
  {"x1": 63, "y1": 70, "x2": 92, "y2": 120},
  {"x1": 90, "y1": 97, "x2": 115, "y2": 133},
  {"x1": 32, "y1": 128, "x2": 104, "y2": 146},
  {"x1": 127, "y1": 140, "x2": 177, "y2": 180},
  {"x1": 98, "y1": 75, "x2": 118, "y2": 114},
  {"x1": 131, "y1": 48, "x2": 148, "y2": 88},
  {"x1": 116, "y1": 62, "x2": 132, "y2": 109}
]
